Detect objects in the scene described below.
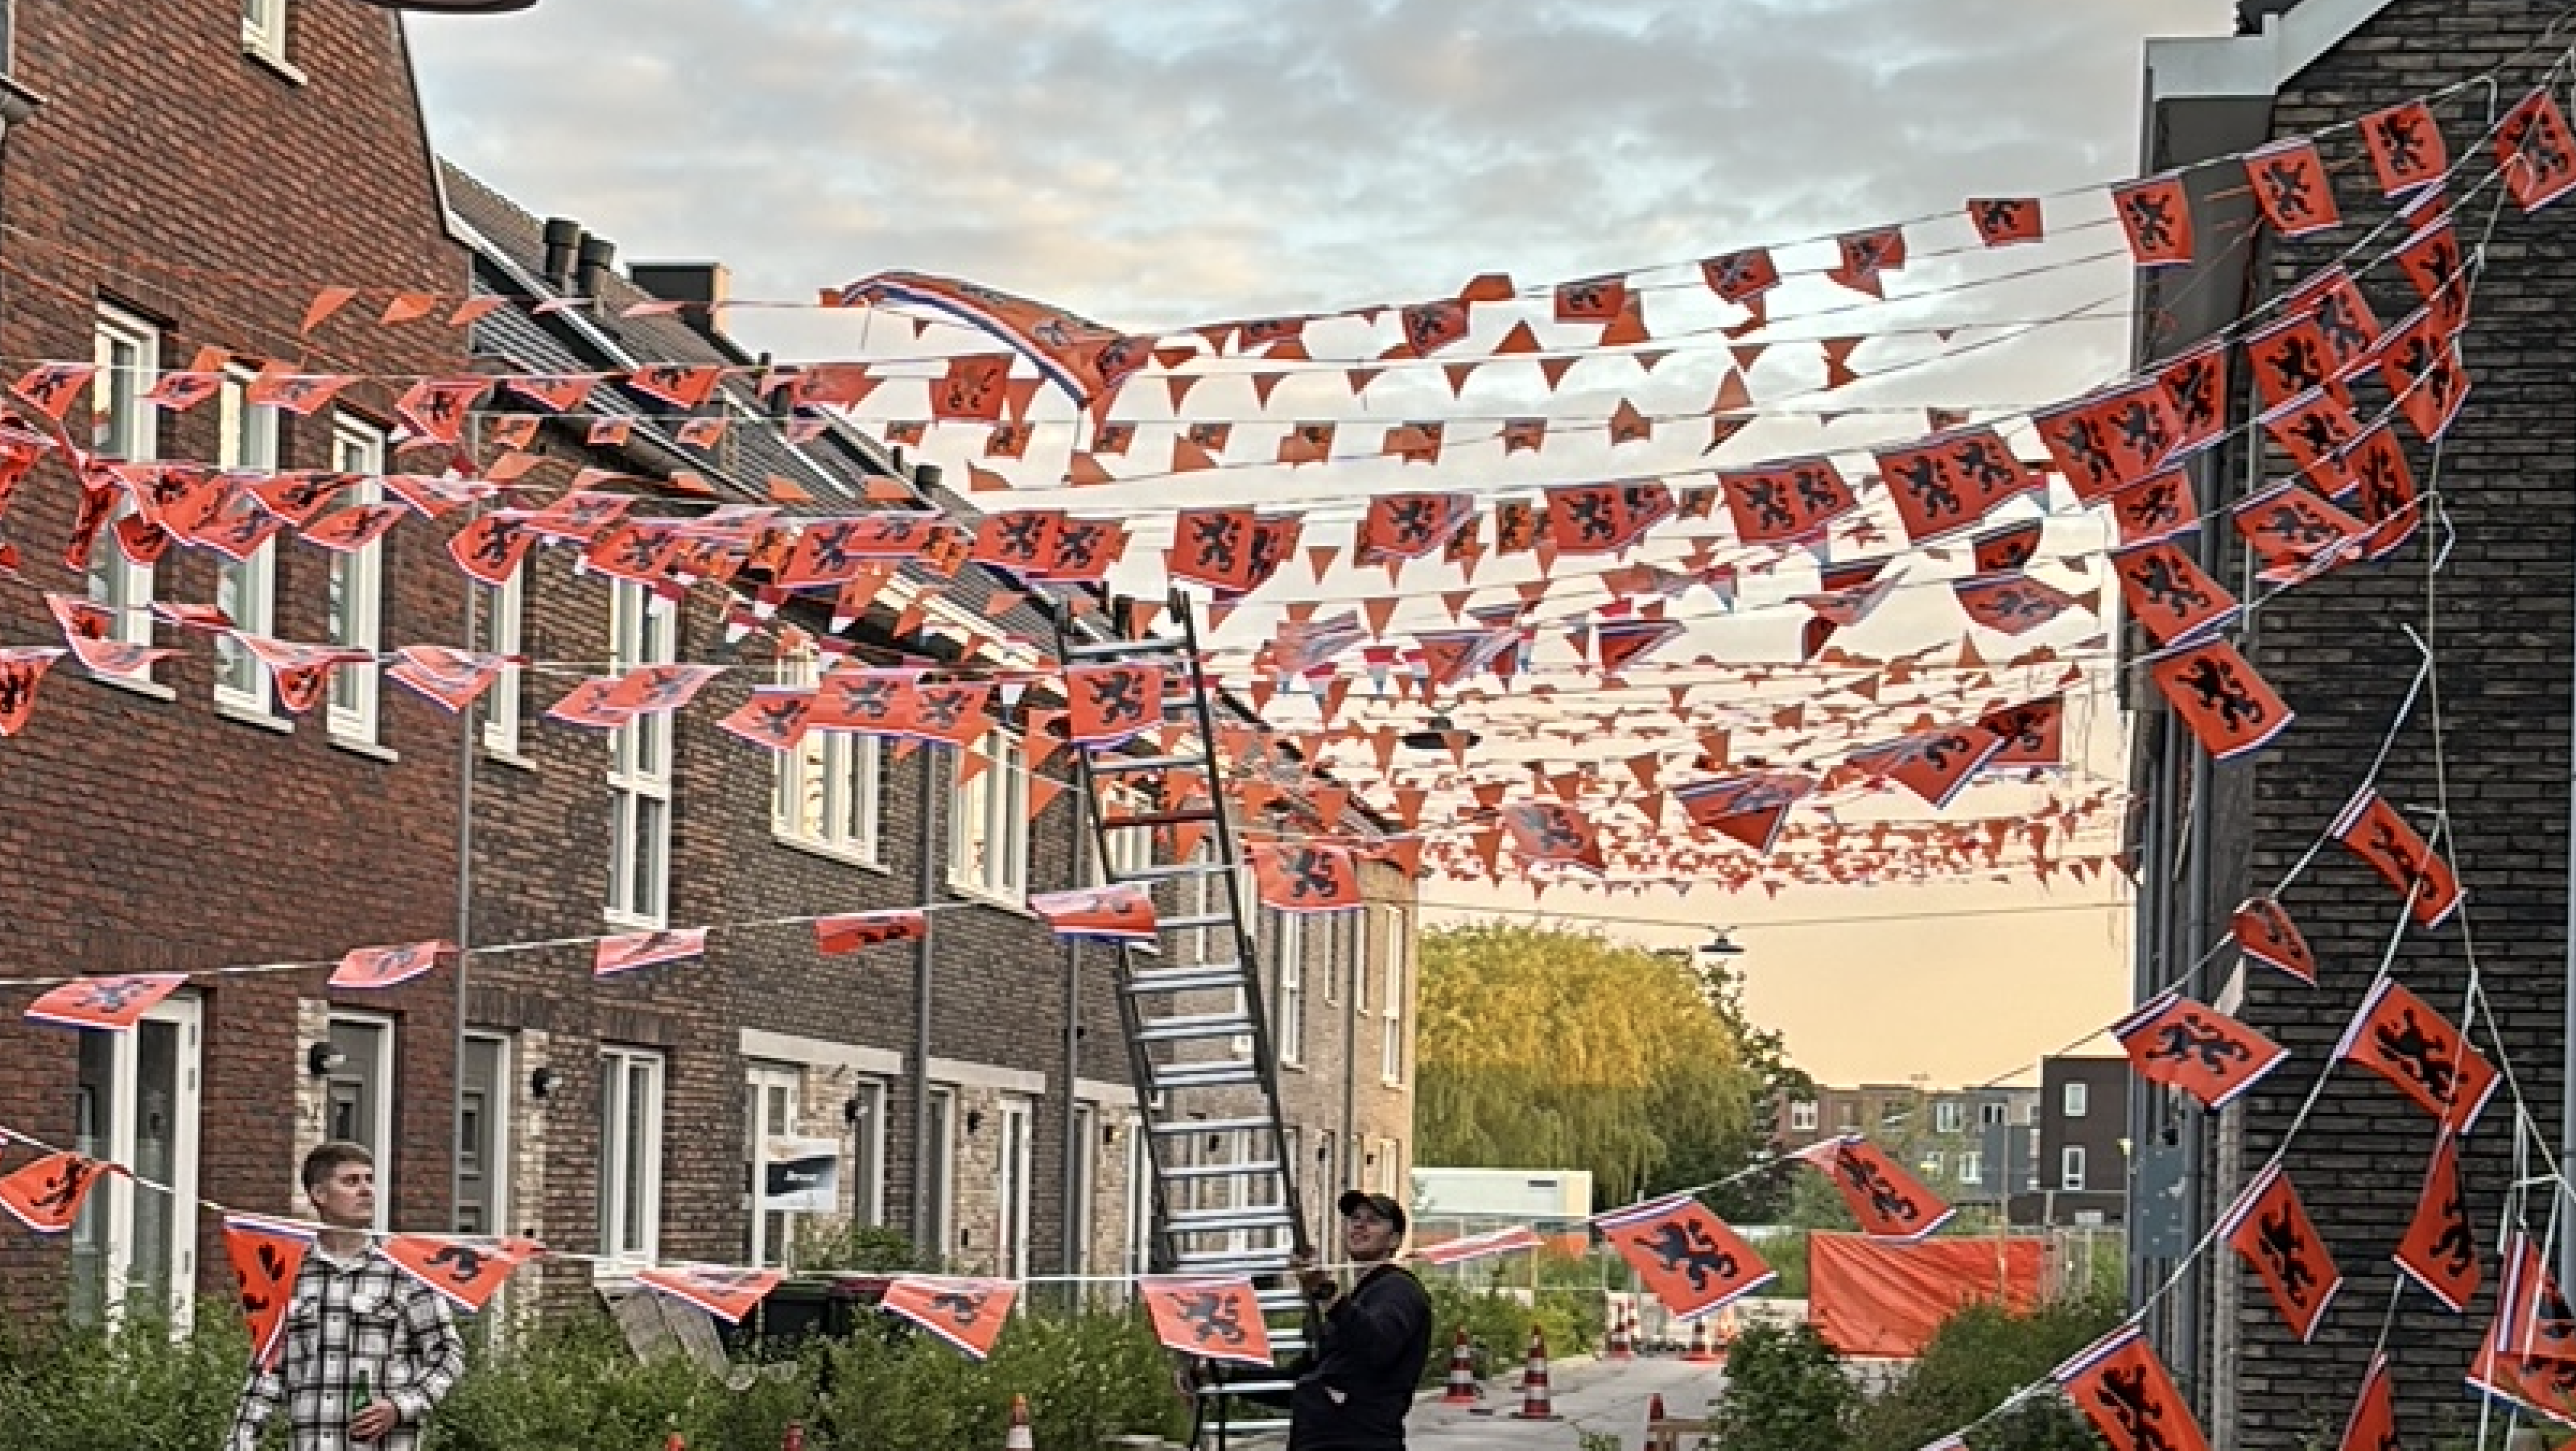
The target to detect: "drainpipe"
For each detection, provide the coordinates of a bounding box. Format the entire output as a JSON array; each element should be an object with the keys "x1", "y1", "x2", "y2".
[
  {"x1": 1341, "y1": 905, "x2": 1361, "y2": 1209},
  {"x1": 450, "y1": 420, "x2": 481, "y2": 1234},
  {"x1": 910, "y1": 743, "x2": 939, "y2": 1254},
  {"x1": 1061, "y1": 799, "x2": 1087, "y2": 1291}
]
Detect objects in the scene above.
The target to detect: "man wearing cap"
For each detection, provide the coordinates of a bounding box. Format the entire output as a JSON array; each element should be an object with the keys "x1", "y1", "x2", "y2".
[{"x1": 1263, "y1": 1188, "x2": 1435, "y2": 1449}]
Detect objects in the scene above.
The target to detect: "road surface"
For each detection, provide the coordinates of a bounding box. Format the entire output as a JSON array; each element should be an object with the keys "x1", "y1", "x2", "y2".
[{"x1": 1417, "y1": 1353, "x2": 1731, "y2": 1450}]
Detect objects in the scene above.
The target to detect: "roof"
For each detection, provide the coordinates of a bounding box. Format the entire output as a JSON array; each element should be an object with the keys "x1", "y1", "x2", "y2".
[{"x1": 2144, "y1": 0, "x2": 2398, "y2": 103}]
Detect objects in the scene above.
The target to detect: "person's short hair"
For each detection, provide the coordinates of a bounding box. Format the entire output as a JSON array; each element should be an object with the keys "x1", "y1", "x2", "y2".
[{"x1": 302, "y1": 1140, "x2": 374, "y2": 1194}]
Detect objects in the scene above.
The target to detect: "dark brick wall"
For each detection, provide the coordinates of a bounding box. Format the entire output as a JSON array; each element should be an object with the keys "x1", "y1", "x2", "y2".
[
  {"x1": 2174, "y1": 6, "x2": 2576, "y2": 1445},
  {"x1": 0, "y1": 4, "x2": 469, "y2": 1316}
]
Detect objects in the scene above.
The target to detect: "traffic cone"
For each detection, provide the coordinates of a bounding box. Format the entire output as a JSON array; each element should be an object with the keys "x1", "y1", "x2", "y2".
[
  {"x1": 782, "y1": 1424, "x2": 806, "y2": 1451},
  {"x1": 1648, "y1": 1394, "x2": 1668, "y2": 1432},
  {"x1": 1441, "y1": 1327, "x2": 1480, "y2": 1404},
  {"x1": 1682, "y1": 1315, "x2": 1716, "y2": 1363},
  {"x1": 664, "y1": 1436, "x2": 685, "y2": 1451},
  {"x1": 1005, "y1": 1394, "x2": 1034, "y2": 1451},
  {"x1": 1509, "y1": 1325, "x2": 1559, "y2": 1420},
  {"x1": 1606, "y1": 1304, "x2": 1634, "y2": 1359}
]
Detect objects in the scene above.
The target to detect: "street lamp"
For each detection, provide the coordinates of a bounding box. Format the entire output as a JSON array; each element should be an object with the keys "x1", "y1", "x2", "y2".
[
  {"x1": 1699, "y1": 927, "x2": 1744, "y2": 957},
  {"x1": 1398, "y1": 713, "x2": 1481, "y2": 750}
]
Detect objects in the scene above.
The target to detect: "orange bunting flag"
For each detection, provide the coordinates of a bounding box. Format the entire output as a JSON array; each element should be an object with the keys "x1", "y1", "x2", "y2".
[
  {"x1": 1967, "y1": 196, "x2": 2045, "y2": 246},
  {"x1": 1596, "y1": 1193, "x2": 1774, "y2": 1321},
  {"x1": 2231, "y1": 897, "x2": 2315, "y2": 986},
  {"x1": 1063, "y1": 663, "x2": 1162, "y2": 748},
  {"x1": 1791, "y1": 1135, "x2": 1954, "y2": 1242},
  {"x1": 1027, "y1": 885, "x2": 1158, "y2": 945},
  {"x1": 2112, "y1": 541, "x2": 2235, "y2": 647},
  {"x1": 2054, "y1": 1325, "x2": 2212, "y2": 1451},
  {"x1": 1141, "y1": 1277, "x2": 1275, "y2": 1367},
  {"x1": 2331, "y1": 786, "x2": 2462, "y2": 929},
  {"x1": 2498, "y1": 85, "x2": 2576, "y2": 213},
  {"x1": 0, "y1": 1148, "x2": 121, "y2": 1233},
  {"x1": 2111, "y1": 175, "x2": 2195, "y2": 267},
  {"x1": 1499, "y1": 801, "x2": 1606, "y2": 873},
  {"x1": 1675, "y1": 771, "x2": 1814, "y2": 855},
  {"x1": 2492, "y1": 1232, "x2": 2576, "y2": 1367},
  {"x1": 2362, "y1": 99, "x2": 2447, "y2": 196},
  {"x1": 638, "y1": 1265, "x2": 782, "y2": 1325},
  {"x1": 593, "y1": 928, "x2": 709, "y2": 978},
  {"x1": 1828, "y1": 226, "x2": 1906, "y2": 299},
  {"x1": 2334, "y1": 977, "x2": 2499, "y2": 1132},
  {"x1": 1413, "y1": 1226, "x2": 1542, "y2": 1268},
  {"x1": 1701, "y1": 248, "x2": 1780, "y2": 304},
  {"x1": 1720, "y1": 457, "x2": 1858, "y2": 546},
  {"x1": 1980, "y1": 697, "x2": 2065, "y2": 771},
  {"x1": 816, "y1": 909, "x2": 927, "y2": 955},
  {"x1": 2467, "y1": 1297, "x2": 2576, "y2": 1428},
  {"x1": 1249, "y1": 841, "x2": 1362, "y2": 914},
  {"x1": 331, "y1": 940, "x2": 452, "y2": 992},
  {"x1": 880, "y1": 1276, "x2": 1018, "y2": 1359},
  {"x1": 23, "y1": 972, "x2": 188, "y2": 1031},
  {"x1": 2149, "y1": 639, "x2": 2295, "y2": 763},
  {"x1": 2246, "y1": 138, "x2": 2342, "y2": 236},
  {"x1": 2217, "y1": 1161, "x2": 2341, "y2": 1341},
  {"x1": 2339, "y1": 1353, "x2": 2399, "y2": 1451},
  {"x1": 380, "y1": 1233, "x2": 540, "y2": 1313},
  {"x1": 1847, "y1": 728, "x2": 2004, "y2": 810},
  {"x1": 2112, "y1": 989, "x2": 2286, "y2": 1110},
  {"x1": 2392, "y1": 1126, "x2": 2479, "y2": 1313},
  {"x1": 2160, "y1": 342, "x2": 2228, "y2": 457},
  {"x1": 224, "y1": 1215, "x2": 316, "y2": 1369}
]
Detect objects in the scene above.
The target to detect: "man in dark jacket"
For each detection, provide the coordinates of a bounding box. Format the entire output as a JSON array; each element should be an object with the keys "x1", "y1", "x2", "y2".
[{"x1": 1274, "y1": 1189, "x2": 1435, "y2": 1449}]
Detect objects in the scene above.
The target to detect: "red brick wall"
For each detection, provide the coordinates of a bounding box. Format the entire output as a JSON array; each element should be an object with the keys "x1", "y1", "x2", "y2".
[{"x1": 0, "y1": 2, "x2": 469, "y2": 1313}]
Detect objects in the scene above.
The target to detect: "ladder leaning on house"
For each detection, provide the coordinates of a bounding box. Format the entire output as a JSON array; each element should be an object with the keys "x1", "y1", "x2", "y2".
[{"x1": 1053, "y1": 589, "x2": 1311, "y2": 1448}]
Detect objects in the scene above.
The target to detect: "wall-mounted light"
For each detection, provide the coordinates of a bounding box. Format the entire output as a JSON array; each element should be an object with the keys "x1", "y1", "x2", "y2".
[
  {"x1": 528, "y1": 1066, "x2": 560, "y2": 1101},
  {"x1": 307, "y1": 1043, "x2": 345, "y2": 1079},
  {"x1": 1102, "y1": 1121, "x2": 1121, "y2": 1146},
  {"x1": 844, "y1": 1095, "x2": 872, "y2": 1128},
  {"x1": 965, "y1": 1110, "x2": 985, "y2": 1135}
]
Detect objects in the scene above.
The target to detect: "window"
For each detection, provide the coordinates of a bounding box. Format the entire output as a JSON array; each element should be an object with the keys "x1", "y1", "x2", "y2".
[
  {"x1": 1919, "y1": 1151, "x2": 1944, "y2": 1177},
  {"x1": 845, "y1": 1078, "x2": 887, "y2": 1228},
  {"x1": 1121, "y1": 1114, "x2": 1152, "y2": 1285},
  {"x1": 326, "y1": 415, "x2": 386, "y2": 742},
  {"x1": 89, "y1": 306, "x2": 159, "y2": 655},
  {"x1": 481, "y1": 561, "x2": 525, "y2": 756},
  {"x1": 606, "y1": 581, "x2": 676, "y2": 926},
  {"x1": 1934, "y1": 1101, "x2": 1963, "y2": 1135},
  {"x1": 2061, "y1": 1144, "x2": 2088, "y2": 1191},
  {"x1": 1789, "y1": 1101, "x2": 1818, "y2": 1132},
  {"x1": 946, "y1": 729, "x2": 1027, "y2": 903},
  {"x1": 1836, "y1": 1102, "x2": 1860, "y2": 1131},
  {"x1": 1959, "y1": 1151, "x2": 1983, "y2": 1185},
  {"x1": 1381, "y1": 907, "x2": 1407, "y2": 1085},
  {"x1": 745, "y1": 1064, "x2": 802, "y2": 1269},
  {"x1": 1102, "y1": 787, "x2": 1154, "y2": 883},
  {"x1": 1070, "y1": 1102, "x2": 1098, "y2": 1276},
  {"x1": 213, "y1": 370, "x2": 280, "y2": 713},
  {"x1": 995, "y1": 1098, "x2": 1034, "y2": 1280},
  {"x1": 597, "y1": 1047, "x2": 664, "y2": 1272},
  {"x1": 242, "y1": 0, "x2": 288, "y2": 62},
  {"x1": 1980, "y1": 1101, "x2": 2007, "y2": 1126},
  {"x1": 1271, "y1": 907, "x2": 1304, "y2": 1067},
  {"x1": 72, "y1": 995, "x2": 201, "y2": 1328},
  {"x1": 923, "y1": 1088, "x2": 956, "y2": 1263},
  {"x1": 456, "y1": 1035, "x2": 512, "y2": 1238},
  {"x1": 2062, "y1": 1081, "x2": 2089, "y2": 1119},
  {"x1": 773, "y1": 650, "x2": 882, "y2": 862},
  {"x1": 323, "y1": 1015, "x2": 394, "y2": 1230}
]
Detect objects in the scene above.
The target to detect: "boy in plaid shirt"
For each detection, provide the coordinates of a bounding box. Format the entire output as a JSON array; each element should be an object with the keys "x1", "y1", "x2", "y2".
[{"x1": 228, "y1": 1142, "x2": 466, "y2": 1451}]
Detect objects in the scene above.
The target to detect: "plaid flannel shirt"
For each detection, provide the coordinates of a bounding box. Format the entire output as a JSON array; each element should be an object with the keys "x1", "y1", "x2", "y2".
[{"x1": 228, "y1": 1244, "x2": 466, "y2": 1451}]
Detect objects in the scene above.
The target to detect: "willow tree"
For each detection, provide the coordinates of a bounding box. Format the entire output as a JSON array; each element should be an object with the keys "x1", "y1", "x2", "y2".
[{"x1": 1418, "y1": 923, "x2": 1757, "y2": 1206}]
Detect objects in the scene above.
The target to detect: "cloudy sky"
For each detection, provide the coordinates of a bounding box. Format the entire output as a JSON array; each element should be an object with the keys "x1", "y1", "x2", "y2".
[{"x1": 409, "y1": 1, "x2": 2245, "y2": 1087}]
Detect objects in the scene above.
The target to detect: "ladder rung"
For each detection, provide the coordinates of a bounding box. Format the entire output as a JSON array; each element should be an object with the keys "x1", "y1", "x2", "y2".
[
  {"x1": 1161, "y1": 1159, "x2": 1284, "y2": 1183},
  {"x1": 1149, "y1": 1116, "x2": 1277, "y2": 1139},
  {"x1": 1174, "y1": 1247, "x2": 1294, "y2": 1273},
  {"x1": 1255, "y1": 1288, "x2": 1308, "y2": 1313},
  {"x1": 1089, "y1": 753, "x2": 1209, "y2": 774},
  {"x1": 1158, "y1": 912, "x2": 1240, "y2": 932},
  {"x1": 1063, "y1": 638, "x2": 1191, "y2": 662},
  {"x1": 1167, "y1": 1207, "x2": 1297, "y2": 1235},
  {"x1": 1135, "y1": 1014, "x2": 1256, "y2": 1044},
  {"x1": 1125, "y1": 965, "x2": 1248, "y2": 995},
  {"x1": 1210, "y1": 1383, "x2": 1298, "y2": 1401},
  {"x1": 1104, "y1": 809, "x2": 1218, "y2": 831},
  {"x1": 1154, "y1": 1060, "x2": 1263, "y2": 1090},
  {"x1": 1109, "y1": 862, "x2": 1229, "y2": 884}
]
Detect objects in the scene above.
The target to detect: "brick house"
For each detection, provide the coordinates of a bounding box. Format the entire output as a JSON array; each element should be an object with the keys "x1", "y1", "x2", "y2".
[
  {"x1": 2134, "y1": 2, "x2": 2574, "y2": 1444},
  {"x1": 2029, "y1": 1057, "x2": 2127, "y2": 1228},
  {"x1": 0, "y1": 2, "x2": 473, "y2": 1325}
]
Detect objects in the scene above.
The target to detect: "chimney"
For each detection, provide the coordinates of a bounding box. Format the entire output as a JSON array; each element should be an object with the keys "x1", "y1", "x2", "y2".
[
  {"x1": 575, "y1": 234, "x2": 617, "y2": 299},
  {"x1": 628, "y1": 262, "x2": 733, "y2": 342},
  {"x1": 539, "y1": 217, "x2": 583, "y2": 288}
]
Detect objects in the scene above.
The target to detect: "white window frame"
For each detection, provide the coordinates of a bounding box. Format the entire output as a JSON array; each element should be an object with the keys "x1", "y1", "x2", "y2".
[
  {"x1": 2061, "y1": 1144, "x2": 2088, "y2": 1191},
  {"x1": 605, "y1": 581, "x2": 676, "y2": 928},
  {"x1": 1121, "y1": 1114, "x2": 1152, "y2": 1288},
  {"x1": 773, "y1": 650, "x2": 884, "y2": 864},
  {"x1": 2062, "y1": 1081, "x2": 2089, "y2": 1119},
  {"x1": 995, "y1": 1097, "x2": 1034, "y2": 1281},
  {"x1": 323, "y1": 1011, "x2": 397, "y2": 1230},
  {"x1": 598, "y1": 1046, "x2": 666, "y2": 1275},
  {"x1": 481, "y1": 559, "x2": 525, "y2": 758},
  {"x1": 946, "y1": 729, "x2": 1028, "y2": 904},
  {"x1": 1959, "y1": 1151, "x2": 1983, "y2": 1185},
  {"x1": 746, "y1": 1062, "x2": 803, "y2": 1270},
  {"x1": 213, "y1": 368, "x2": 281, "y2": 714},
  {"x1": 1934, "y1": 1101, "x2": 1963, "y2": 1135},
  {"x1": 72, "y1": 994, "x2": 202, "y2": 1330},
  {"x1": 1920, "y1": 1151, "x2": 1944, "y2": 1177},
  {"x1": 241, "y1": 0, "x2": 288, "y2": 60},
  {"x1": 1102, "y1": 787, "x2": 1154, "y2": 883},
  {"x1": 1789, "y1": 1100, "x2": 1818, "y2": 1132},
  {"x1": 1981, "y1": 1101, "x2": 2008, "y2": 1126},
  {"x1": 845, "y1": 1077, "x2": 889, "y2": 1229},
  {"x1": 325, "y1": 414, "x2": 386, "y2": 743},
  {"x1": 924, "y1": 1086, "x2": 957, "y2": 1263},
  {"x1": 1381, "y1": 907, "x2": 1407, "y2": 1085},
  {"x1": 1069, "y1": 1102, "x2": 1098, "y2": 1276},
  {"x1": 1273, "y1": 909, "x2": 1304, "y2": 1068},
  {"x1": 89, "y1": 305, "x2": 159, "y2": 656}
]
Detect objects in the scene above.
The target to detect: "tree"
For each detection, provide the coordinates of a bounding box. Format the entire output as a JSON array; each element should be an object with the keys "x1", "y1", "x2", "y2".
[
  {"x1": 1417, "y1": 924, "x2": 1756, "y2": 1206},
  {"x1": 1662, "y1": 947, "x2": 1819, "y2": 1221}
]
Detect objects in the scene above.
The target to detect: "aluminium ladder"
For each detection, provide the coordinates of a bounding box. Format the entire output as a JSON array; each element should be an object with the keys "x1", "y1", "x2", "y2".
[{"x1": 1054, "y1": 589, "x2": 1310, "y2": 1448}]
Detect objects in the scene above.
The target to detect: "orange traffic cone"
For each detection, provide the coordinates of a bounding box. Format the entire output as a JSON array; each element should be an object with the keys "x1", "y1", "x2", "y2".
[
  {"x1": 1682, "y1": 1315, "x2": 1716, "y2": 1363},
  {"x1": 1509, "y1": 1325, "x2": 1559, "y2": 1420},
  {"x1": 1649, "y1": 1393, "x2": 1668, "y2": 1431},
  {"x1": 1441, "y1": 1326, "x2": 1480, "y2": 1404},
  {"x1": 1005, "y1": 1394, "x2": 1034, "y2": 1451},
  {"x1": 1606, "y1": 1304, "x2": 1634, "y2": 1360},
  {"x1": 782, "y1": 1424, "x2": 806, "y2": 1451},
  {"x1": 664, "y1": 1436, "x2": 686, "y2": 1451}
]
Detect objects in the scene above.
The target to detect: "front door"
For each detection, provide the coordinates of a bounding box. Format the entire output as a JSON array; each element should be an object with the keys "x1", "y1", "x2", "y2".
[
  {"x1": 456, "y1": 1035, "x2": 511, "y2": 1237},
  {"x1": 746, "y1": 1064, "x2": 802, "y2": 1267},
  {"x1": 72, "y1": 996, "x2": 202, "y2": 1329}
]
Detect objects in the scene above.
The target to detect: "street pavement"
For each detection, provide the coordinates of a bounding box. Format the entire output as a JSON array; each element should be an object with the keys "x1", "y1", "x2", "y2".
[{"x1": 1409, "y1": 1352, "x2": 1732, "y2": 1450}]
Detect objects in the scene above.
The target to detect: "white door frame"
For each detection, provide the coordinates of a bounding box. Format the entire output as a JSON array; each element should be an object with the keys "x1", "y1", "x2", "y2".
[
  {"x1": 89, "y1": 996, "x2": 203, "y2": 1329},
  {"x1": 746, "y1": 1063, "x2": 803, "y2": 1267}
]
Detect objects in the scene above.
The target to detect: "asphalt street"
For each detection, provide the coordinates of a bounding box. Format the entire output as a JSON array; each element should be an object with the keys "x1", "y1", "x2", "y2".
[{"x1": 1409, "y1": 1353, "x2": 1732, "y2": 1450}]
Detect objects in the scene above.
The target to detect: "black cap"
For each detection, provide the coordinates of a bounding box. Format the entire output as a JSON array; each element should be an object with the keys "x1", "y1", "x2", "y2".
[{"x1": 1337, "y1": 1189, "x2": 1406, "y2": 1234}]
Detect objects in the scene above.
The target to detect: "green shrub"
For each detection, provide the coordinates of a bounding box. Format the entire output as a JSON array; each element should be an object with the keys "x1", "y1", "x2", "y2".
[
  {"x1": 788, "y1": 1219, "x2": 942, "y2": 1275},
  {"x1": 1707, "y1": 1323, "x2": 1857, "y2": 1451},
  {"x1": 0, "y1": 1314, "x2": 255, "y2": 1451},
  {"x1": 1846, "y1": 1298, "x2": 2120, "y2": 1451}
]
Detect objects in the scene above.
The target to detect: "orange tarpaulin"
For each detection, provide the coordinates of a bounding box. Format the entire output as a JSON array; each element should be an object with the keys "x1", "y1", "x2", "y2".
[{"x1": 1808, "y1": 1232, "x2": 2041, "y2": 1358}]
